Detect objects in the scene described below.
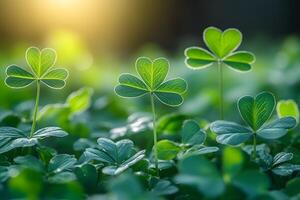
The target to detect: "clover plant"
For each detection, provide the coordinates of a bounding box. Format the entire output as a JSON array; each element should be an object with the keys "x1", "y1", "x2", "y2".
[
  {"x1": 115, "y1": 57, "x2": 187, "y2": 174},
  {"x1": 82, "y1": 138, "x2": 145, "y2": 175},
  {"x1": 156, "y1": 120, "x2": 219, "y2": 160},
  {"x1": 184, "y1": 27, "x2": 255, "y2": 119},
  {"x1": 210, "y1": 92, "x2": 297, "y2": 159},
  {"x1": 277, "y1": 99, "x2": 299, "y2": 124},
  {"x1": 243, "y1": 144, "x2": 300, "y2": 176},
  {"x1": 0, "y1": 47, "x2": 69, "y2": 153}
]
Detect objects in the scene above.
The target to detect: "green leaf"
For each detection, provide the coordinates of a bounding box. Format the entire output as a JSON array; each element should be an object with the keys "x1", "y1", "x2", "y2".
[
  {"x1": 84, "y1": 147, "x2": 115, "y2": 164},
  {"x1": 48, "y1": 154, "x2": 77, "y2": 173},
  {"x1": 238, "y1": 92, "x2": 275, "y2": 131},
  {"x1": 156, "y1": 140, "x2": 181, "y2": 160},
  {"x1": 154, "y1": 92, "x2": 183, "y2": 106},
  {"x1": 41, "y1": 68, "x2": 68, "y2": 89},
  {"x1": 33, "y1": 127, "x2": 68, "y2": 139},
  {"x1": 184, "y1": 47, "x2": 216, "y2": 69},
  {"x1": 97, "y1": 138, "x2": 118, "y2": 162},
  {"x1": 272, "y1": 163, "x2": 300, "y2": 176},
  {"x1": 151, "y1": 180, "x2": 178, "y2": 195},
  {"x1": 277, "y1": 100, "x2": 299, "y2": 123},
  {"x1": 203, "y1": 27, "x2": 242, "y2": 58},
  {"x1": 156, "y1": 78, "x2": 187, "y2": 94},
  {"x1": 175, "y1": 156, "x2": 225, "y2": 198},
  {"x1": 26, "y1": 47, "x2": 57, "y2": 77},
  {"x1": 14, "y1": 155, "x2": 44, "y2": 172},
  {"x1": 48, "y1": 171, "x2": 76, "y2": 184},
  {"x1": 181, "y1": 120, "x2": 206, "y2": 145},
  {"x1": 210, "y1": 121, "x2": 253, "y2": 146},
  {"x1": 284, "y1": 177, "x2": 300, "y2": 197},
  {"x1": 102, "y1": 150, "x2": 145, "y2": 175},
  {"x1": 0, "y1": 166, "x2": 9, "y2": 182},
  {"x1": 272, "y1": 152, "x2": 293, "y2": 166},
  {"x1": 136, "y1": 57, "x2": 169, "y2": 90},
  {"x1": 115, "y1": 85, "x2": 148, "y2": 98},
  {"x1": 66, "y1": 87, "x2": 94, "y2": 114},
  {"x1": 5, "y1": 65, "x2": 35, "y2": 88},
  {"x1": 179, "y1": 146, "x2": 219, "y2": 159},
  {"x1": 223, "y1": 51, "x2": 255, "y2": 72},
  {"x1": 233, "y1": 170, "x2": 270, "y2": 197},
  {"x1": 257, "y1": 117, "x2": 296, "y2": 139},
  {"x1": 116, "y1": 139, "x2": 134, "y2": 162}
]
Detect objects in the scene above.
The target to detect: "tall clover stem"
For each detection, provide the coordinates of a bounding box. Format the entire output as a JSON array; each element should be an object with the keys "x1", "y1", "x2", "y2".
[
  {"x1": 218, "y1": 61, "x2": 224, "y2": 119},
  {"x1": 150, "y1": 92, "x2": 159, "y2": 176},
  {"x1": 252, "y1": 133, "x2": 257, "y2": 160},
  {"x1": 30, "y1": 80, "x2": 40, "y2": 137}
]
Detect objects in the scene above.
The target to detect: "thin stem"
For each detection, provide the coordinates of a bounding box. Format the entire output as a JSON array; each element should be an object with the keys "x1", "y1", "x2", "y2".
[
  {"x1": 218, "y1": 61, "x2": 224, "y2": 120},
  {"x1": 30, "y1": 80, "x2": 40, "y2": 137},
  {"x1": 252, "y1": 133, "x2": 257, "y2": 160},
  {"x1": 150, "y1": 93, "x2": 159, "y2": 176}
]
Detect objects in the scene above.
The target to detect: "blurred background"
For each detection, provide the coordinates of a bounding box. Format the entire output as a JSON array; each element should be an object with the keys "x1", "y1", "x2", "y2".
[{"x1": 0, "y1": 0, "x2": 300, "y2": 121}]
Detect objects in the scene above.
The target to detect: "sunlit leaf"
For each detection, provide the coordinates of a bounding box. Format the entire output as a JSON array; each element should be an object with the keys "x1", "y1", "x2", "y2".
[
  {"x1": 277, "y1": 100, "x2": 299, "y2": 123},
  {"x1": 184, "y1": 47, "x2": 216, "y2": 69},
  {"x1": 223, "y1": 51, "x2": 255, "y2": 71}
]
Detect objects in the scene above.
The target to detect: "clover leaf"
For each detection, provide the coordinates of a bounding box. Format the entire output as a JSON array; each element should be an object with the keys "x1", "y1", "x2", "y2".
[
  {"x1": 277, "y1": 99, "x2": 299, "y2": 124},
  {"x1": 5, "y1": 47, "x2": 68, "y2": 89},
  {"x1": 4, "y1": 47, "x2": 69, "y2": 138},
  {"x1": 184, "y1": 27, "x2": 255, "y2": 119},
  {"x1": 210, "y1": 92, "x2": 297, "y2": 160},
  {"x1": 115, "y1": 57, "x2": 187, "y2": 176},
  {"x1": 115, "y1": 57, "x2": 187, "y2": 106},
  {"x1": 0, "y1": 127, "x2": 68, "y2": 154},
  {"x1": 83, "y1": 138, "x2": 145, "y2": 175}
]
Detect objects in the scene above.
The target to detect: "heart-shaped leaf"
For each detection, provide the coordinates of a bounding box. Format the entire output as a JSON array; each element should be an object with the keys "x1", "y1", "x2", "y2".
[
  {"x1": 210, "y1": 121, "x2": 253, "y2": 146},
  {"x1": 223, "y1": 51, "x2": 255, "y2": 71},
  {"x1": 156, "y1": 140, "x2": 181, "y2": 160},
  {"x1": 136, "y1": 57, "x2": 169, "y2": 90},
  {"x1": 256, "y1": 117, "x2": 296, "y2": 139},
  {"x1": 277, "y1": 100, "x2": 299, "y2": 123},
  {"x1": 204, "y1": 27, "x2": 242, "y2": 58},
  {"x1": 5, "y1": 47, "x2": 68, "y2": 89},
  {"x1": 181, "y1": 120, "x2": 206, "y2": 145},
  {"x1": 115, "y1": 57, "x2": 187, "y2": 106},
  {"x1": 238, "y1": 92, "x2": 275, "y2": 131},
  {"x1": 184, "y1": 47, "x2": 216, "y2": 69}
]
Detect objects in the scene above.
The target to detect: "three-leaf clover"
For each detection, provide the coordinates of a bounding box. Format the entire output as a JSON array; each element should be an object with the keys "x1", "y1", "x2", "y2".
[
  {"x1": 5, "y1": 47, "x2": 69, "y2": 137},
  {"x1": 5, "y1": 47, "x2": 68, "y2": 89},
  {"x1": 184, "y1": 27, "x2": 255, "y2": 119},
  {"x1": 115, "y1": 57, "x2": 187, "y2": 176},
  {"x1": 115, "y1": 57, "x2": 187, "y2": 106},
  {"x1": 210, "y1": 92, "x2": 296, "y2": 159},
  {"x1": 82, "y1": 138, "x2": 145, "y2": 175}
]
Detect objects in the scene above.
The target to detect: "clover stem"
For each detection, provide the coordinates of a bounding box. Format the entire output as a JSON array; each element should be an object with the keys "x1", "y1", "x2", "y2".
[
  {"x1": 218, "y1": 61, "x2": 224, "y2": 119},
  {"x1": 150, "y1": 93, "x2": 159, "y2": 176},
  {"x1": 30, "y1": 80, "x2": 40, "y2": 137},
  {"x1": 252, "y1": 133, "x2": 257, "y2": 160}
]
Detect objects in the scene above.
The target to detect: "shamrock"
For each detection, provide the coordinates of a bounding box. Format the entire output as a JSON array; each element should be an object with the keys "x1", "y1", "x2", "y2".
[
  {"x1": 115, "y1": 57, "x2": 187, "y2": 176},
  {"x1": 210, "y1": 92, "x2": 296, "y2": 159},
  {"x1": 5, "y1": 47, "x2": 68, "y2": 89},
  {"x1": 4, "y1": 47, "x2": 69, "y2": 137},
  {"x1": 184, "y1": 27, "x2": 255, "y2": 119},
  {"x1": 115, "y1": 57, "x2": 187, "y2": 106}
]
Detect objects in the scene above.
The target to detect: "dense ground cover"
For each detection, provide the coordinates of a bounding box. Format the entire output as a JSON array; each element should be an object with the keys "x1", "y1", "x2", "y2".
[{"x1": 0, "y1": 27, "x2": 300, "y2": 200}]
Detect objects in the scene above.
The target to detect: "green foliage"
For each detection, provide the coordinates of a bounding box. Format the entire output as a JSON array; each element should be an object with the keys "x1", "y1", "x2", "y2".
[
  {"x1": 185, "y1": 27, "x2": 255, "y2": 71},
  {"x1": 277, "y1": 99, "x2": 299, "y2": 123},
  {"x1": 211, "y1": 92, "x2": 297, "y2": 146},
  {"x1": 0, "y1": 127, "x2": 67, "y2": 154},
  {"x1": 83, "y1": 138, "x2": 145, "y2": 175},
  {"x1": 175, "y1": 156, "x2": 225, "y2": 198},
  {"x1": 156, "y1": 120, "x2": 218, "y2": 160},
  {"x1": 115, "y1": 57, "x2": 187, "y2": 106},
  {"x1": 5, "y1": 47, "x2": 68, "y2": 89}
]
